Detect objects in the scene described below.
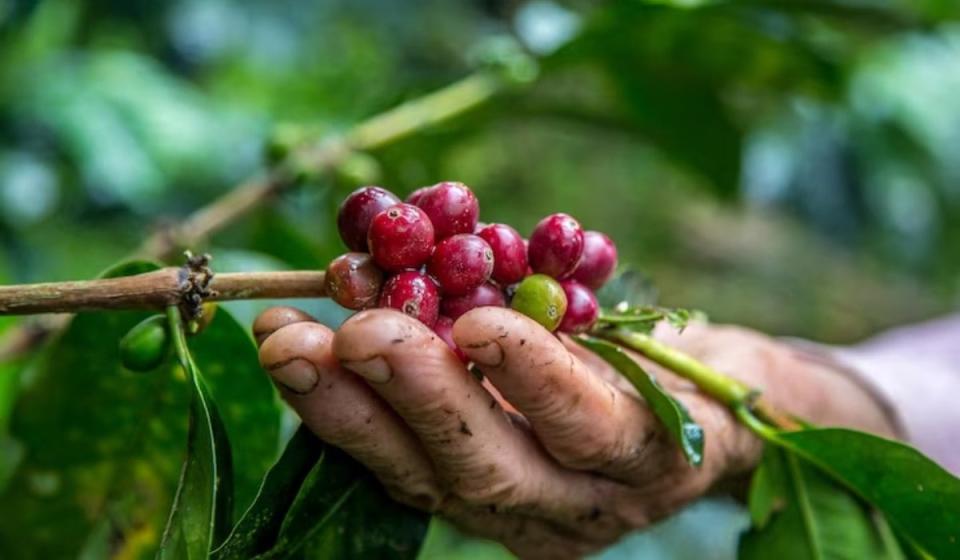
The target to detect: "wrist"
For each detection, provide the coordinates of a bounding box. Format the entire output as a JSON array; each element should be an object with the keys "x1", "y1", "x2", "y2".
[{"x1": 760, "y1": 343, "x2": 900, "y2": 438}]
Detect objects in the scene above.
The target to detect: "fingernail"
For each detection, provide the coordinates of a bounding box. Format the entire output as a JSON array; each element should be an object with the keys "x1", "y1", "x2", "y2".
[
  {"x1": 267, "y1": 358, "x2": 319, "y2": 394},
  {"x1": 463, "y1": 340, "x2": 504, "y2": 368},
  {"x1": 342, "y1": 356, "x2": 392, "y2": 383}
]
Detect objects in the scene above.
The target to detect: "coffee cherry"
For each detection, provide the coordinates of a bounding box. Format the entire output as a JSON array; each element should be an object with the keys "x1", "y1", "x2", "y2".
[
  {"x1": 119, "y1": 315, "x2": 170, "y2": 372},
  {"x1": 405, "y1": 186, "x2": 430, "y2": 206},
  {"x1": 441, "y1": 282, "x2": 507, "y2": 320},
  {"x1": 337, "y1": 186, "x2": 401, "y2": 251},
  {"x1": 324, "y1": 252, "x2": 384, "y2": 310},
  {"x1": 434, "y1": 315, "x2": 468, "y2": 363},
  {"x1": 428, "y1": 234, "x2": 494, "y2": 296},
  {"x1": 571, "y1": 231, "x2": 618, "y2": 290},
  {"x1": 559, "y1": 280, "x2": 599, "y2": 334},
  {"x1": 367, "y1": 203, "x2": 435, "y2": 272},
  {"x1": 510, "y1": 274, "x2": 568, "y2": 332},
  {"x1": 379, "y1": 271, "x2": 440, "y2": 327},
  {"x1": 478, "y1": 223, "x2": 527, "y2": 285},
  {"x1": 410, "y1": 181, "x2": 479, "y2": 239},
  {"x1": 188, "y1": 302, "x2": 218, "y2": 335},
  {"x1": 528, "y1": 213, "x2": 584, "y2": 279}
]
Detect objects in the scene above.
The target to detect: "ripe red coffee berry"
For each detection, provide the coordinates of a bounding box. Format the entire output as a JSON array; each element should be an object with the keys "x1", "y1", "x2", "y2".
[
  {"x1": 428, "y1": 234, "x2": 494, "y2": 296},
  {"x1": 337, "y1": 186, "x2": 400, "y2": 251},
  {"x1": 410, "y1": 181, "x2": 479, "y2": 239},
  {"x1": 379, "y1": 271, "x2": 440, "y2": 327},
  {"x1": 441, "y1": 282, "x2": 506, "y2": 320},
  {"x1": 528, "y1": 213, "x2": 584, "y2": 279},
  {"x1": 478, "y1": 223, "x2": 527, "y2": 285},
  {"x1": 367, "y1": 203, "x2": 435, "y2": 272},
  {"x1": 559, "y1": 280, "x2": 599, "y2": 334},
  {"x1": 324, "y1": 252, "x2": 383, "y2": 310},
  {"x1": 571, "y1": 231, "x2": 618, "y2": 290},
  {"x1": 434, "y1": 315, "x2": 468, "y2": 363},
  {"x1": 405, "y1": 186, "x2": 430, "y2": 206}
]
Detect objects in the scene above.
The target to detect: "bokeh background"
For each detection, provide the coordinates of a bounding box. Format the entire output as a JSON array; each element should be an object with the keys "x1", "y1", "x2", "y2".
[
  {"x1": 0, "y1": 0, "x2": 958, "y2": 557},
  {"x1": 1, "y1": 0, "x2": 959, "y2": 341}
]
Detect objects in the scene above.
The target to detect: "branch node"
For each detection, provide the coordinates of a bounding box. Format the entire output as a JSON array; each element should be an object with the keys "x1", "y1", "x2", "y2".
[{"x1": 178, "y1": 251, "x2": 215, "y2": 322}]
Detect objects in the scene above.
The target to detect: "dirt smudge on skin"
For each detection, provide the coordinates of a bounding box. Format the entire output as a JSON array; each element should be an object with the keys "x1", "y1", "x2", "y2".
[{"x1": 391, "y1": 338, "x2": 404, "y2": 344}]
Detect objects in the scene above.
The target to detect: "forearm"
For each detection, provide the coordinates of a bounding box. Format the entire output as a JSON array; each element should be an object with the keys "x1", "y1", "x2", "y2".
[{"x1": 826, "y1": 314, "x2": 960, "y2": 474}]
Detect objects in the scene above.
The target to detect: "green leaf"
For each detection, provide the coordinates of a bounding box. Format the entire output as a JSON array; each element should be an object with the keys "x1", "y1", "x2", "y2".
[
  {"x1": 739, "y1": 446, "x2": 903, "y2": 559},
  {"x1": 261, "y1": 444, "x2": 429, "y2": 560},
  {"x1": 281, "y1": 446, "x2": 430, "y2": 560},
  {"x1": 575, "y1": 336, "x2": 704, "y2": 466},
  {"x1": 215, "y1": 424, "x2": 429, "y2": 560},
  {"x1": 212, "y1": 425, "x2": 324, "y2": 559},
  {"x1": 769, "y1": 429, "x2": 960, "y2": 559},
  {"x1": 158, "y1": 306, "x2": 234, "y2": 559},
  {"x1": 0, "y1": 260, "x2": 193, "y2": 559},
  {"x1": 595, "y1": 268, "x2": 658, "y2": 309},
  {"x1": 186, "y1": 308, "x2": 282, "y2": 514}
]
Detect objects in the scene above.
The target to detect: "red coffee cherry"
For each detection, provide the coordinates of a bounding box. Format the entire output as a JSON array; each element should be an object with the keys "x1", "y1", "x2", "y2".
[
  {"x1": 410, "y1": 181, "x2": 479, "y2": 240},
  {"x1": 478, "y1": 223, "x2": 527, "y2": 285},
  {"x1": 367, "y1": 203, "x2": 435, "y2": 272},
  {"x1": 440, "y1": 281, "x2": 506, "y2": 320},
  {"x1": 434, "y1": 315, "x2": 468, "y2": 363},
  {"x1": 337, "y1": 186, "x2": 400, "y2": 251},
  {"x1": 558, "y1": 280, "x2": 599, "y2": 334},
  {"x1": 571, "y1": 231, "x2": 618, "y2": 290},
  {"x1": 405, "y1": 186, "x2": 430, "y2": 206},
  {"x1": 528, "y1": 213, "x2": 584, "y2": 279},
  {"x1": 379, "y1": 271, "x2": 440, "y2": 327},
  {"x1": 428, "y1": 234, "x2": 494, "y2": 296},
  {"x1": 324, "y1": 252, "x2": 383, "y2": 310}
]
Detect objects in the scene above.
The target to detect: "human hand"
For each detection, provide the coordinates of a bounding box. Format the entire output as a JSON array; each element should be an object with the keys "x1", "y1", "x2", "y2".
[{"x1": 254, "y1": 306, "x2": 897, "y2": 559}]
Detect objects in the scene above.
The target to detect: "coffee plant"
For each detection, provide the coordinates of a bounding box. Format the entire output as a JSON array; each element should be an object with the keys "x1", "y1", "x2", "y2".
[{"x1": 1, "y1": 2, "x2": 959, "y2": 558}]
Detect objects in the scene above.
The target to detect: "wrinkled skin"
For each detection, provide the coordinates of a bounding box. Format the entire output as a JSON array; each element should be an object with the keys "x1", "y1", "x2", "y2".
[{"x1": 256, "y1": 307, "x2": 896, "y2": 559}]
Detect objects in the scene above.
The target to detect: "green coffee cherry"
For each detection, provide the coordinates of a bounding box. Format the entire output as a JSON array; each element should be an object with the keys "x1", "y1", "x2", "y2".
[
  {"x1": 510, "y1": 274, "x2": 568, "y2": 332},
  {"x1": 187, "y1": 303, "x2": 218, "y2": 335},
  {"x1": 119, "y1": 315, "x2": 170, "y2": 372}
]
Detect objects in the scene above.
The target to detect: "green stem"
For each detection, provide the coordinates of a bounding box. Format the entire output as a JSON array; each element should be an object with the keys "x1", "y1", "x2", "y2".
[
  {"x1": 166, "y1": 306, "x2": 192, "y2": 372},
  {"x1": 608, "y1": 330, "x2": 754, "y2": 407},
  {"x1": 734, "y1": 404, "x2": 780, "y2": 441},
  {"x1": 596, "y1": 311, "x2": 664, "y2": 324},
  {"x1": 346, "y1": 72, "x2": 503, "y2": 150},
  {"x1": 605, "y1": 329, "x2": 800, "y2": 430}
]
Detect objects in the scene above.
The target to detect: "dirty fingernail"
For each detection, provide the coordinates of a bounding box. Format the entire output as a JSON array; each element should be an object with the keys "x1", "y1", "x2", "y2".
[
  {"x1": 267, "y1": 359, "x2": 319, "y2": 394},
  {"x1": 342, "y1": 356, "x2": 392, "y2": 383},
  {"x1": 463, "y1": 340, "x2": 504, "y2": 368}
]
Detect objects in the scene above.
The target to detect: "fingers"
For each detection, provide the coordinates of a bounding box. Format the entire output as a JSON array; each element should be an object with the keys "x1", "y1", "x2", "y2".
[
  {"x1": 332, "y1": 309, "x2": 620, "y2": 533},
  {"x1": 453, "y1": 307, "x2": 672, "y2": 484},
  {"x1": 257, "y1": 320, "x2": 442, "y2": 509},
  {"x1": 252, "y1": 306, "x2": 316, "y2": 345}
]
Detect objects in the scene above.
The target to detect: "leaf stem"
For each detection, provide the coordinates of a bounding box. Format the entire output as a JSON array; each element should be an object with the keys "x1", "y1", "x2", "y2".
[
  {"x1": 605, "y1": 329, "x2": 800, "y2": 430},
  {"x1": 166, "y1": 305, "x2": 192, "y2": 370}
]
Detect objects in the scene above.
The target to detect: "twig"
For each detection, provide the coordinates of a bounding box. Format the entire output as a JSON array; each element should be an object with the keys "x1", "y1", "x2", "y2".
[
  {"x1": 0, "y1": 269, "x2": 327, "y2": 315},
  {"x1": 137, "y1": 72, "x2": 502, "y2": 261}
]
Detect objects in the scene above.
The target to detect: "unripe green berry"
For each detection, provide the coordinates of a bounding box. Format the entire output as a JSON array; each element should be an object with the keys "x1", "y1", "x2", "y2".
[
  {"x1": 187, "y1": 303, "x2": 218, "y2": 335},
  {"x1": 119, "y1": 315, "x2": 170, "y2": 372},
  {"x1": 510, "y1": 274, "x2": 568, "y2": 332}
]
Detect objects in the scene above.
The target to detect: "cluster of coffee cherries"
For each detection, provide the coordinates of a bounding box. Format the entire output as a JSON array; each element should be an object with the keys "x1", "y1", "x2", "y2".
[{"x1": 324, "y1": 182, "x2": 617, "y2": 361}]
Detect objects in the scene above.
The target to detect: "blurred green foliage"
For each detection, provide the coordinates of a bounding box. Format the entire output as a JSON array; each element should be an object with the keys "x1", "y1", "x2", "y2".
[{"x1": 0, "y1": 0, "x2": 958, "y2": 557}]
